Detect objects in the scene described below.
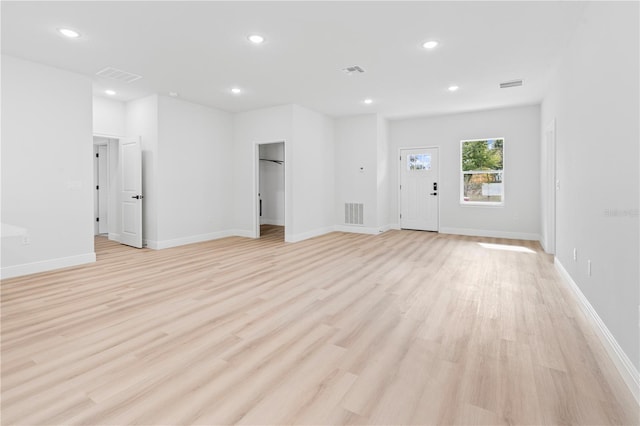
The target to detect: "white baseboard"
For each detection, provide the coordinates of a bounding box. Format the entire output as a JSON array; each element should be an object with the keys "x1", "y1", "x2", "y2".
[
  {"x1": 286, "y1": 226, "x2": 334, "y2": 243},
  {"x1": 334, "y1": 225, "x2": 378, "y2": 235},
  {"x1": 108, "y1": 233, "x2": 120, "y2": 242},
  {"x1": 539, "y1": 234, "x2": 556, "y2": 255},
  {"x1": 1, "y1": 252, "x2": 96, "y2": 280},
  {"x1": 440, "y1": 227, "x2": 540, "y2": 241},
  {"x1": 334, "y1": 225, "x2": 390, "y2": 235},
  {"x1": 146, "y1": 230, "x2": 242, "y2": 250},
  {"x1": 539, "y1": 237, "x2": 549, "y2": 252},
  {"x1": 260, "y1": 218, "x2": 285, "y2": 226},
  {"x1": 230, "y1": 229, "x2": 255, "y2": 239},
  {"x1": 379, "y1": 224, "x2": 392, "y2": 233},
  {"x1": 389, "y1": 223, "x2": 401, "y2": 230},
  {"x1": 555, "y1": 258, "x2": 640, "y2": 404}
]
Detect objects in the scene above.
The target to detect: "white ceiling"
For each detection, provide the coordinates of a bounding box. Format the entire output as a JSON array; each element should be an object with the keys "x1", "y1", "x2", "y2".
[{"x1": 1, "y1": 1, "x2": 588, "y2": 119}]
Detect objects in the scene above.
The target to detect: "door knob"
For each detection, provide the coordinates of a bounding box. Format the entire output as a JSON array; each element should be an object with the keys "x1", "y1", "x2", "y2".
[
  {"x1": 430, "y1": 192, "x2": 438, "y2": 196},
  {"x1": 131, "y1": 195, "x2": 144, "y2": 199}
]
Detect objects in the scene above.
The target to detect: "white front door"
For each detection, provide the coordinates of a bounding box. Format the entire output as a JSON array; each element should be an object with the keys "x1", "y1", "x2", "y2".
[
  {"x1": 119, "y1": 138, "x2": 143, "y2": 248},
  {"x1": 400, "y1": 147, "x2": 439, "y2": 231}
]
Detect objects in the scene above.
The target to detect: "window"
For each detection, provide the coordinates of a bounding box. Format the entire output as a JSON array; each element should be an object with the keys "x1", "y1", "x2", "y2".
[
  {"x1": 461, "y1": 138, "x2": 504, "y2": 205},
  {"x1": 407, "y1": 154, "x2": 431, "y2": 171}
]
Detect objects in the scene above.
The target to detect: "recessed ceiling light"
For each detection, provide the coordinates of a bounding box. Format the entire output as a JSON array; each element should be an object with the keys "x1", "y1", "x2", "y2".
[
  {"x1": 169, "y1": 91, "x2": 179, "y2": 97},
  {"x1": 422, "y1": 40, "x2": 438, "y2": 49},
  {"x1": 364, "y1": 98, "x2": 373, "y2": 105},
  {"x1": 231, "y1": 87, "x2": 242, "y2": 94},
  {"x1": 248, "y1": 34, "x2": 264, "y2": 44},
  {"x1": 104, "y1": 89, "x2": 116, "y2": 96},
  {"x1": 58, "y1": 28, "x2": 80, "y2": 38},
  {"x1": 448, "y1": 85, "x2": 459, "y2": 92}
]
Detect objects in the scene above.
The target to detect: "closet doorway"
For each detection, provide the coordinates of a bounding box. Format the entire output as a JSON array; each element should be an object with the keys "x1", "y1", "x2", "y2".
[
  {"x1": 257, "y1": 142, "x2": 285, "y2": 240},
  {"x1": 93, "y1": 137, "x2": 112, "y2": 236},
  {"x1": 92, "y1": 136, "x2": 120, "y2": 244}
]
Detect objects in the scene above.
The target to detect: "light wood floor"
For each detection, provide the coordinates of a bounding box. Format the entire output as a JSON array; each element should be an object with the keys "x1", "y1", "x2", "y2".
[{"x1": 1, "y1": 229, "x2": 637, "y2": 425}]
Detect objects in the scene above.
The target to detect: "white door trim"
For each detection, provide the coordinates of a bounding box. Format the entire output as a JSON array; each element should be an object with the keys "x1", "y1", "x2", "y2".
[
  {"x1": 93, "y1": 144, "x2": 100, "y2": 235},
  {"x1": 397, "y1": 146, "x2": 441, "y2": 232},
  {"x1": 93, "y1": 132, "x2": 125, "y2": 140},
  {"x1": 96, "y1": 144, "x2": 109, "y2": 234},
  {"x1": 93, "y1": 136, "x2": 114, "y2": 241}
]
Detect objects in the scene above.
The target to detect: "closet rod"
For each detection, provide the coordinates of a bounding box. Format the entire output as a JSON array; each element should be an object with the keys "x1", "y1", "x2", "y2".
[{"x1": 259, "y1": 158, "x2": 284, "y2": 165}]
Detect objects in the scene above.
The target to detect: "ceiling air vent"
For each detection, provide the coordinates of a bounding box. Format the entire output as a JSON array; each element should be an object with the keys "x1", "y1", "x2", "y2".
[
  {"x1": 96, "y1": 67, "x2": 143, "y2": 83},
  {"x1": 500, "y1": 79, "x2": 523, "y2": 89},
  {"x1": 342, "y1": 65, "x2": 365, "y2": 75}
]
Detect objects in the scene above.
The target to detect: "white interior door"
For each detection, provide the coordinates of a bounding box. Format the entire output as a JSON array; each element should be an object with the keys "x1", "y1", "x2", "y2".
[
  {"x1": 400, "y1": 147, "x2": 439, "y2": 231},
  {"x1": 119, "y1": 138, "x2": 143, "y2": 248}
]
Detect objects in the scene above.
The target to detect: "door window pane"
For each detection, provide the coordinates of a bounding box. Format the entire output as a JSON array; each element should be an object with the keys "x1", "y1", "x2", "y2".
[{"x1": 408, "y1": 154, "x2": 431, "y2": 171}]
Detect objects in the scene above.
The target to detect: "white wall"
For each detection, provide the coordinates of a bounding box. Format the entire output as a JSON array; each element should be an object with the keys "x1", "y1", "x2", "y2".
[
  {"x1": 125, "y1": 95, "x2": 159, "y2": 244},
  {"x1": 389, "y1": 105, "x2": 541, "y2": 240},
  {"x1": 377, "y1": 116, "x2": 390, "y2": 229},
  {"x1": 233, "y1": 104, "x2": 293, "y2": 238},
  {"x1": 1, "y1": 55, "x2": 95, "y2": 278},
  {"x1": 93, "y1": 97, "x2": 125, "y2": 240},
  {"x1": 541, "y1": 2, "x2": 639, "y2": 371},
  {"x1": 93, "y1": 96, "x2": 125, "y2": 137},
  {"x1": 291, "y1": 105, "x2": 335, "y2": 241},
  {"x1": 334, "y1": 113, "x2": 392, "y2": 233},
  {"x1": 259, "y1": 143, "x2": 285, "y2": 226},
  {"x1": 233, "y1": 104, "x2": 335, "y2": 242},
  {"x1": 155, "y1": 96, "x2": 233, "y2": 247},
  {"x1": 335, "y1": 114, "x2": 379, "y2": 230}
]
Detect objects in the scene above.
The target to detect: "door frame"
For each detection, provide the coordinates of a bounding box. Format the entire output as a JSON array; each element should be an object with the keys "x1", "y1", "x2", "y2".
[
  {"x1": 253, "y1": 140, "x2": 287, "y2": 239},
  {"x1": 398, "y1": 146, "x2": 441, "y2": 232},
  {"x1": 93, "y1": 133, "x2": 123, "y2": 244},
  {"x1": 93, "y1": 141, "x2": 110, "y2": 235}
]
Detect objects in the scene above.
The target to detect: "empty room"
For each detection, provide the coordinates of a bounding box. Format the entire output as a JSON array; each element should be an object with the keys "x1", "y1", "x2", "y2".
[{"x1": 1, "y1": 1, "x2": 638, "y2": 425}]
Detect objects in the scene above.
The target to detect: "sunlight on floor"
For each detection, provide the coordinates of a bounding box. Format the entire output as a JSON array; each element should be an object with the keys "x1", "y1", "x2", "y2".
[{"x1": 478, "y1": 242, "x2": 536, "y2": 254}]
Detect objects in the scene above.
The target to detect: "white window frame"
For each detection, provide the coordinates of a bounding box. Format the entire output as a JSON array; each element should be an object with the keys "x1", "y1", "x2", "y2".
[{"x1": 460, "y1": 138, "x2": 505, "y2": 207}]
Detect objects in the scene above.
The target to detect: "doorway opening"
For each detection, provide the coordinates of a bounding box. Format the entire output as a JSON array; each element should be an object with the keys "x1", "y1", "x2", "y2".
[
  {"x1": 256, "y1": 142, "x2": 285, "y2": 240},
  {"x1": 92, "y1": 135, "x2": 143, "y2": 254},
  {"x1": 93, "y1": 137, "x2": 114, "y2": 237}
]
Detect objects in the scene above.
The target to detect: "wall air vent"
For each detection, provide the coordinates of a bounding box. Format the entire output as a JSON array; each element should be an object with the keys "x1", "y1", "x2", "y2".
[
  {"x1": 342, "y1": 65, "x2": 365, "y2": 75},
  {"x1": 500, "y1": 79, "x2": 523, "y2": 89},
  {"x1": 96, "y1": 67, "x2": 143, "y2": 83},
  {"x1": 345, "y1": 203, "x2": 364, "y2": 225}
]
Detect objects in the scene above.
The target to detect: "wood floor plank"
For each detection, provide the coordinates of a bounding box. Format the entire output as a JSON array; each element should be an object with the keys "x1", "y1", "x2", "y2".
[{"x1": 1, "y1": 226, "x2": 637, "y2": 425}]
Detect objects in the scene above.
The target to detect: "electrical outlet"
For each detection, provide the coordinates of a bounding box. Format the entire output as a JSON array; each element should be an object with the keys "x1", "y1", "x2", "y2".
[
  {"x1": 573, "y1": 248, "x2": 577, "y2": 261},
  {"x1": 587, "y1": 260, "x2": 592, "y2": 276}
]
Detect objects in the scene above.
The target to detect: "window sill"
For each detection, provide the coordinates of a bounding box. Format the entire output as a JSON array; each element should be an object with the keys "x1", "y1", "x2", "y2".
[{"x1": 460, "y1": 202, "x2": 505, "y2": 208}]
